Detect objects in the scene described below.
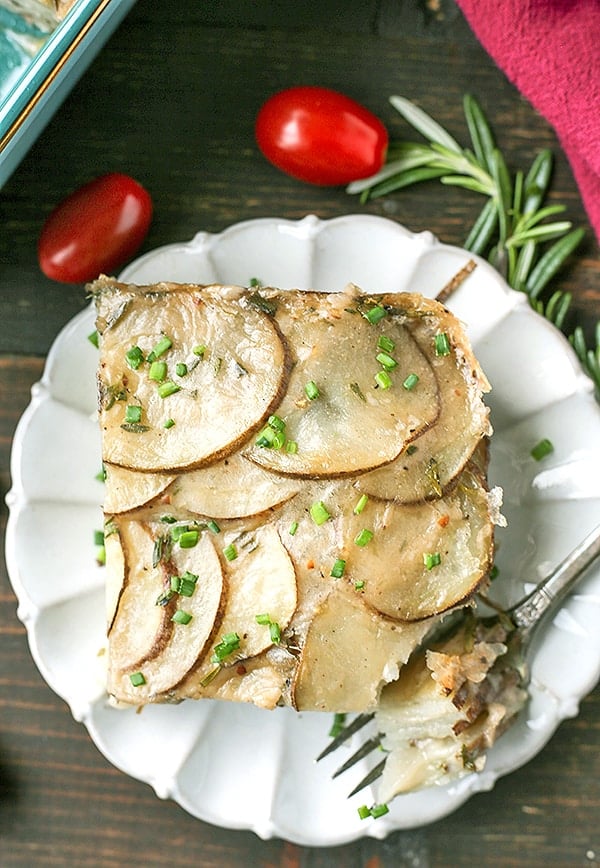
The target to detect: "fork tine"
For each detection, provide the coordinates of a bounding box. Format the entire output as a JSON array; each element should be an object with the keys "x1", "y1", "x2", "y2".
[
  {"x1": 332, "y1": 734, "x2": 382, "y2": 778},
  {"x1": 316, "y1": 712, "x2": 374, "y2": 762},
  {"x1": 347, "y1": 757, "x2": 387, "y2": 798}
]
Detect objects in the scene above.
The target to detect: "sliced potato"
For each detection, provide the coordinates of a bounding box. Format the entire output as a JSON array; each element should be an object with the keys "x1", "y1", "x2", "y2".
[
  {"x1": 356, "y1": 301, "x2": 491, "y2": 502},
  {"x1": 163, "y1": 452, "x2": 301, "y2": 518},
  {"x1": 195, "y1": 654, "x2": 292, "y2": 710},
  {"x1": 292, "y1": 587, "x2": 434, "y2": 712},
  {"x1": 245, "y1": 292, "x2": 439, "y2": 477},
  {"x1": 104, "y1": 524, "x2": 126, "y2": 632},
  {"x1": 107, "y1": 520, "x2": 175, "y2": 671},
  {"x1": 94, "y1": 278, "x2": 289, "y2": 472},
  {"x1": 103, "y1": 463, "x2": 174, "y2": 514},
  {"x1": 109, "y1": 531, "x2": 224, "y2": 702},
  {"x1": 184, "y1": 523, "x2": 298, "y2": 691},
  {"x1": 341, "y1": 469, "x2": 494, "y2": 621}
]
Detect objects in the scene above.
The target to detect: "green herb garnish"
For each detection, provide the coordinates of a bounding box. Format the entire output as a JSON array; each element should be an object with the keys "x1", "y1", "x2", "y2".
[
  {"x1": 310, "y1": 500, "x2": 331, "y2": 526},
  {"x1": 330, "y1": 558, "x2": 346, "y2": 578},
  {"x1": 354, "y1": 528, "x2": 374, "y2": 547},
  {"x1": 304, "y1": 380, "x2": 320, "y2": 400},
  {"x1": 531, "y1": 438, "x2": 554, "y2": 461},
  {"x1": 423, "y1": 551, "x2": 442, "y2": 570},
  {"x1": 222, "y1": 543, "x2": 238, "y2": 561}
]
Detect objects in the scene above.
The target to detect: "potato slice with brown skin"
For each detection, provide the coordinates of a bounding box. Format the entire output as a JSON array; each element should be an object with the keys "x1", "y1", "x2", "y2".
[
  {"x1": 94, "y1": 279, "x2": 289, "y2": 472},
  {"x1": 104, "y1": 523, "x2": 126, "y2": 632},
  {"x1": 109, "y1": 530, "x2": 224, "y2": 703},
  {"x1": 107, "y1": 520, "x2": 177, "y2": 672},
  {"x1": 341, "y1": 470, "x2": 494, "y2": 621},
  {"x1": 292, "y1": 587, "x2": 435, "y2": 712},
  {"x1": 245, "y1": 291, "x2": 439, "y2": 478},
  {"x1": 162, "y1": 452, "x2": 301, "y2": 519},
  {"x1": 103, "y1": 463, "x2": 175, "y2": 514},
  {"x1": 356, "y1": 304, "x2": 491, "y2": 502},
  {"x1": 183, "y1": 523, "x2": 297, "y2": 692}
]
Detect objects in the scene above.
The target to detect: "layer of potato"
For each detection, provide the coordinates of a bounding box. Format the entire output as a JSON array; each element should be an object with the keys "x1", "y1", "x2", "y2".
[{"x1": 93, "y1": 277, "x2": 495, "y2": 712}]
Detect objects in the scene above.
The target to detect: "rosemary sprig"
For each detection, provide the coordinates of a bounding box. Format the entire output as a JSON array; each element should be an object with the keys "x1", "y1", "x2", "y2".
[{"x1": 348, "y1": 95, "x2": 599, "y2": 394}]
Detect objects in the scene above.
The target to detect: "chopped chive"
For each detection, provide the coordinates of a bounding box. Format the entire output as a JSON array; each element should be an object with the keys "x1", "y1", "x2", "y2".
[
  {"x1": 310, "y1": 500, "x2": 331, "y2": 525},
  {"x1": 358, "y1": 805, "x2": 372, "y2": 820},
  {"x1": 95, "y1": 465, "x2": 107, "y2": 482},
  {"x1": 172, "y1": 609, "x2": 193, "y2": 625},
  {"x1": 172, "y1": 574, "x2": 198, "y2": 597},
  {"x1": 149, "y1": 360, "x2": 167, "y2": 382},
  {"x1": 170, "y1": 524, "x2": 188, "y2": 541},
  {"x1": 164, "y1": 418, "x2": 175, "y2": 429},
  {"x1": 175, "y1": 362, "x2": 188, "y2": 377},
  {"x1": 330, "y1": 558, "x2": 346, "y2": 578},
  {"x1": 364, "y1": 304, "x2": 387, "y2": 324},
  {"x1": 157, "y1": 381, "x2": 181, "y2": 398},
  {"x1": 305, "y1": 380, "x2": 320, "y2": 400},
  {"x1": 96, "y1": 545, "x2": 106, "y2": 566},
  {"x1": 129, "y1": 672, "x2": 146, "y2": 687},
  {"x1": 353, "y1": 494, "x2": 369, "y2": 515},
  {"x1": 211, "y1": 631, "x2": 241, "y2": 663},
  {"x1": 160, "y1": 515, "x2": 177, "y2": 523},
  {"x1": 530, "y1": 438, "x2": 554, "y2": 461},
  {"x1": 124, "y1": 404, "x2": 142, "y2": 424},
  {"x1": 148, "y1": 335, "x2": 172, "y2": 361},
  {"x1": 178, "y1": 529, "x2": 199, "y2": 548},
  {"x1": 370, "y1": 804, "x2": 390, "y2": 818},
  {"x1": 88, "y1": 330, "x2": 100, "y2": 348},
  {"x1": 255, "y1": 613, "x2": 281, "y2": 644},
  {"x1": 423, "y1": 551, "x2": 442, "y2": 570},
  {"x1": 490, "y1": 564, "x2": 499, "y2": 580},
  {"x1": 256, "y1": 426, "x2": 277, "y2": 448},
  {"x1": 207, "y1": 519, "x2": 221, "y2": 534},
  {"x1": 434, "y1": 332, "x2": 451, "y2": 356},
  {"x1": 268, "y1": 414, "x2": 285, "y2": 431},
  {"x1": 354, "y1": 580, "x2": 365, "y2": 591},
  {"x1": 374, "y1": 370, "x2": 392, "y2": 389},
  {"x1": 289, "y1": 520, "x2": 299, "y2": 536},
  {"x1": 376, "y1": 351, "x2": 398, "y2": 371},
  {"x1": 223, "y1": 543, "x2": 238, "y2": 561},
  {"x1": 285, "y1": 439, "x2": 298, "y2": 454},
  {"x1": 271, "y1": 430, "x2": 286, "y2": 449},
  {"x1": 354, "y1": 528, "x2": 374, "y2": 547},
  {"x1": 126, "y1": 345, "x2": 144, "y2": 369},
  {"x1": 406, "y1": 444, "x2": 418, "y2": 455},
  {"x1": 193, "y1": 344, "x2": 207, "y2": 357},
  {"x1": 403, "y1": 373, "x2": 419, "y2": 390},
  {"x1": 93, "y1": 529, "x2": 105, "y2": 546},
  {"x1": 377, "y1": 334, "x2": 395, "y2": 353}
]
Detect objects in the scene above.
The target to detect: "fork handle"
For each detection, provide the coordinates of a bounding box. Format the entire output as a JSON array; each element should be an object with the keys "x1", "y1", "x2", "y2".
[{"x1": 510, "y1": 523, "x2": 600, "y2": 636}]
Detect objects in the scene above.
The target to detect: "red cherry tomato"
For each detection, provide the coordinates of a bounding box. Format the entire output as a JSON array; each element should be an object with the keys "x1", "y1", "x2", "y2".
[
  {"x1": 255, "y1": 86, "x2": 388, "y2": 186},
  {"x1": 38, "y1": 173, "x2": 153, "y2": 283}
]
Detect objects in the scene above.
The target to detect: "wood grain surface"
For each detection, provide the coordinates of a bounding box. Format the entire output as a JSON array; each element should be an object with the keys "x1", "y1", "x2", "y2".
[{"x1": 1, "y1": 2, "x2": 599, "y2": 865}]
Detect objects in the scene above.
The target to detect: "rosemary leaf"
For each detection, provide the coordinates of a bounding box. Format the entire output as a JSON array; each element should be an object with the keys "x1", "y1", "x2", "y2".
[
  {"x1": 389, "y1": 95, "x2": 462, "y2": 154},
  {"x1": 463, "y1": 93, "x2": 496, "y2": 174},
  {"x1": 525, "y1": 228, "x2": 586, "y2": 297},
  {"x1": 464, "y1": 198, "x2": 498, "y2": 254},
  {"x1": 522, "y1": 149, "x2": 553, "y2": 216}
]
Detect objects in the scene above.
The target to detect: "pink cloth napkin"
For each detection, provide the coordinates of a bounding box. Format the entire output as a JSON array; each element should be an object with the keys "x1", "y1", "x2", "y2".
[{"x1": 456, "y1": 0, "x2": 600, "y2": 243}]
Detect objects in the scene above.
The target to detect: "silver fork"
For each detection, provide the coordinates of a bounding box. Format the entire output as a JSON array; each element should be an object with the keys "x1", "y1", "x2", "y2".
[{"x1": 317, "y1": 523, "x2": 600, "y2": 797}]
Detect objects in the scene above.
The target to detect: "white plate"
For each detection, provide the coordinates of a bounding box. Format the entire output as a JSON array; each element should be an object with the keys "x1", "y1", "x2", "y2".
[{"x1": 7, "y1": 214, "x2": 600, "y2": 846}]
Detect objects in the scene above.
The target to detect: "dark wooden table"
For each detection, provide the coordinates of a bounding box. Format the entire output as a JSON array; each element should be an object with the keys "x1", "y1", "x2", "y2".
[{"x1": 1, "y1": 2, "x2": 600, "y2": 865}]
